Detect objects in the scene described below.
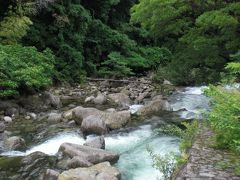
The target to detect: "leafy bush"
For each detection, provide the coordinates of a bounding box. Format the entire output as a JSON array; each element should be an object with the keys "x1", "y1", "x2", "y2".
[
  {"x1": 0, "y1": 44, "x2": 55, "y2": 97},
  {"x1": 147, "y1": 146, "x2": 176, "y2": 180},
  {"x1": 223, "y1": 51, "x2": 240, "y2": 82},
  {"x1": 205, "y1": 86, "x2": 240, "y2": 152},
  {"x1": 98, "y1": 46, "x2": 172, "y2": 78},
  {"x1": 98, "y1": 52, "x2": 134, "y2": 78},
  {"x1": 148, "y1": 121, "x2": 199, "y2": 179}
]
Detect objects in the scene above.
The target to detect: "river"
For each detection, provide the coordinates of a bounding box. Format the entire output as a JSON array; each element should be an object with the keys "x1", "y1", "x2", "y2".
[{"x1": 0, "y1": 86, "x2": 210, "y2": 180}]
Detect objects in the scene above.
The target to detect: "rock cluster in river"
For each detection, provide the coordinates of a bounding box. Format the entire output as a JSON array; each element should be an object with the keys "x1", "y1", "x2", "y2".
[{"x1": 0, "y1": 77, "x2": 175, "y2": 179}]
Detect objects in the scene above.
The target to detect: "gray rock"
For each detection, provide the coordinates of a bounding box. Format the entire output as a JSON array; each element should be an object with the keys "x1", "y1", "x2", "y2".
[
  {"x1": 73, "y1": 106, "x2": 131, "y2": 130},
  {"x1": 136, "y1": 96, "x2": 172, "y2": 116},
  {"x1": 67, "y1": 156, "x2": 93, "y2": 168},
  {"x1": 47, "y1": 113, "x2": 62, "y2": 123},
  {"x1": 135, "y1": 92, "x2": 150, "y2": 103},
  {"x1": 105, "y1": 108, "x2": 116, "y2": 113},
  {"x1": 84, "y1": 136, "x2": 105, "y2": 149},
  {"x1": 93, "y1": 93, "x2": 106, "y2": 105},
  {"x1": 42, "y1": 169, "x2": 59, "y2": 180},
  {"x1": 108, "y1": 93, "x2": 131, "y2": 107},
  {"x1": 62, "y1": 109, "x2": 73, "y2": 120},
  {"x1": 68, "y1": 120, "x2": 76, "y2": 126},
  {"x1": 163, "y1": 79, "x2": 173, "y2": 85},
  {"x1": 25, "y1": 116, "x2": 31, "y2": 120},
  {"x1": 81, "y1": 116, "x2": 108, "y2": 135},
  {"x1": 5, "y1": 107, "x2": 19, "y2": 117},
  {"x1": 28, "y1": 112, "x2": 37, "y2": 119},
  {"x1": 4, "y1": 136, "x2": 26, "y2": 150},
  {"x1": 85, "y1": 96, "x2": 95, "y2": 103},
  {"x1": 58, "y1": 143, "x2": 119, "y2": 165},
  {"x1": 58, "y1": 162, "x2": 120, "y2": 180},
  {"x1": 0, "y1": 122, "x2": 5, "y2": 132},
  {"x1": 3, "y1": 116, "x2": 12, "y2": 123},
  {"x1": 44, "y1": 92, "x2": 62, "y2": 109}
]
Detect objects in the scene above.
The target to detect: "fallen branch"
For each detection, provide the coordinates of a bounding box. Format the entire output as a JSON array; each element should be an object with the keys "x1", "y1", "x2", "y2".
[{"x1": 86, "y1": 78, "x2": 151, "y2": 84}]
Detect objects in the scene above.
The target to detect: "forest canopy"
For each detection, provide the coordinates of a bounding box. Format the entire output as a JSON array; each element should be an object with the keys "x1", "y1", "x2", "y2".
[{"x1": 0, "y1": 0, "x2": 240, "y2": 96}]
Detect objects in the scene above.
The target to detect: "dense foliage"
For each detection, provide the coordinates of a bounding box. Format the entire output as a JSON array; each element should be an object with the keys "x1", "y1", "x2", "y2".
[
  {"x1": 0, "y1": 44, "x2": 54, "y2": 97},
  {"x1": 1, "y1": 0, "x2": 240, "y2": 96},
  {"x1": 131, "y1": 0, "x2": 240, "y2": 85},
  {"x1": 205, "y1": 86, "x2": 240, "y2": 152}
]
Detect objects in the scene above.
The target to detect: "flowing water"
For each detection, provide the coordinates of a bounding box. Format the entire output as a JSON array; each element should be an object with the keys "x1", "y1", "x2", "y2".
[{"x1": 0, "y1": 86, "x2": 210, "y2": 180}]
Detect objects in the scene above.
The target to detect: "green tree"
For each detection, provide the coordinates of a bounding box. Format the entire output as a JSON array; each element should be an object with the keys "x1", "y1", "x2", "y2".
[
  {"x1": 131, "y1": 1, "x2": 240, "y2": 85},
  {"x1": 0, "y1": 44, "x2": 55, "y2": 97}
]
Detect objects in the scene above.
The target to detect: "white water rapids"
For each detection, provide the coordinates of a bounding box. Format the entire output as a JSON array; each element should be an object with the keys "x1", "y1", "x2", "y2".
[{"x1": 1, "y1": 86, "x2": 212, "y2": 180}]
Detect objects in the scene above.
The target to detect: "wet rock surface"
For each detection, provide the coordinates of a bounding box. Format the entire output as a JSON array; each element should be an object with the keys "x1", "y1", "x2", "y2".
[
  {"x1": 0, "y1": 151, "x2": 57, "y2": 179},
  {"x1": 84, "y1": 136, "x2": 105, "y2": 149},
  {"x1": 58, "y1": 143, "x2": 119, "y2": 165},
  {"x1": 175, "y1": 127, "x2": 240, "y2": 180},
  {"x1": 58, "y1": 162, "x2": 120, "y2": 180}
]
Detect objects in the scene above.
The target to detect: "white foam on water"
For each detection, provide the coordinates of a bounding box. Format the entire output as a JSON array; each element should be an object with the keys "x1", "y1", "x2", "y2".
[
  {"x1": 105, "y1": 125, "x2": 152, "y2": 153},
  {"x1": 1, "y1": 132, "x2": 85, "y2": 156},
  {"x1": 182, "y1": 86, "x2": 208, "y2": 95},
  {"x1": 0, "y1": 150, "x2": 25, "y2": 157},
  {"x1": 105, "y1": 125, "x2": 180, "y2": 180},
  {"x1": 25, "y1": 132, "x2": 85, "y2": 155},
  {"x1": 224, "y1": 83, "x2": 240, "y2": 90}
]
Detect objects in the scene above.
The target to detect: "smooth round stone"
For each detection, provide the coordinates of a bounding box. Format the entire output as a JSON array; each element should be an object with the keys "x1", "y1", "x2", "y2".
[{"x1": 3, "y1": 116, "x2": 12, "y2": 123}]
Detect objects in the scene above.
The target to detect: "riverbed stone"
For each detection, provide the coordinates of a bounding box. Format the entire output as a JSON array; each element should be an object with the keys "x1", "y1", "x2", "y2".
[
  {"x1": 28, "y1": 112, "x2": 37, "y2": 119},
  {"x1": 67, "y1": 156, "x2": 93, "y2": 168},
  {"x1": 72, "y1": 106, "x2": 131, "y2": 130},
  {"x1": 108, "y1": 93, "x2": 131, "y2": 107},
  {"x1": 58, "y1": 143, "x2": 119, "y2": 165},
  {"x1": 42, "y1": 169, "x2": 60, "y2": 180},
  {"x1": 0, "y1": 122, "x2": 5, "y2": 133},
  {"x1": 81, "y1": 115, "x2": 108, "y2": 135},
  {"x1": 44, "y1": 92, "x2": 62, "y2": 109},
  {"x1": 85, "y1": 96, "x2": 95, "y2": 103},
  {"x1": 4, "y1": 136, "x2": 26, "y2": 150},
  {"x1": 3, "y1": 116, "x2": 12, "y2": 123},
  {"x1": 4, "y1": 107, "x2": 19, "y2": 117},
  {"x1": 62, "y1": 109, "x2": 73, "y2": 120},
  {"x1": 47, "y1": 113, "x2": 62, "y2": 123},
  {"x1": 93, "y1": 93, "x2": 106, "y2": 105},
  {"x1": 58, "y1": 162, "x2": 120, "y2": 180},
  {"x1": 136, "y1": 96, "x2": 172, "y2": 116},
  {"x1": 84, "y1": 136, "x2": 105, "y2": 149}
]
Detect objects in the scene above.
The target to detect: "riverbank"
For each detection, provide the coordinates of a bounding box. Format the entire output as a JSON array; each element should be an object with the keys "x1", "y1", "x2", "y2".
[{"x1": 174, "y1": 124, "x2": 240, "y2": 180}]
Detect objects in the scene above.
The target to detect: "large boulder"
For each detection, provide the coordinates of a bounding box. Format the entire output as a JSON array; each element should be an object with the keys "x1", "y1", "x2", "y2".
[
  {"x1": 0, "y1": 152, "x2": 57, "y2": 179},
  {"x1": 58, "y1": 143, "x2": 119, "y2": 165},
  {"x1": 58, "y1": 162, "x2": 120, "y2": 180},
  {"x1": 84, "y1": 136, "x2": 105, "y2": 149},
  {"x1": 44, "y1": 92, "x2": 62, "y2": 109},
  {"x1": 81, "y1": 116, "x2": 108, "y2": 135},
  {"x1": 72, "y1": 106, "x2": 131, "y2": 130},
  {"x1": 136, "y1": 95, "x2": 172, "y2": 116},
  {"x1": 108, "y1": 93, "x2": 131, "y2": 107},
  {"x1": 4, "y1": 136, "x2": 26, "y2": 150}
]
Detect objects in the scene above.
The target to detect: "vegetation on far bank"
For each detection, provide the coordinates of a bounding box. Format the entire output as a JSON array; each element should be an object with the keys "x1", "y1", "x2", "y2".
[{"x1": 1, "y1": 0, "x2": 240, "y2": 97}]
